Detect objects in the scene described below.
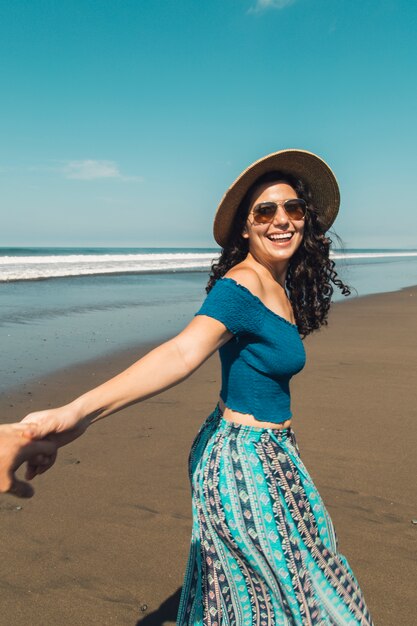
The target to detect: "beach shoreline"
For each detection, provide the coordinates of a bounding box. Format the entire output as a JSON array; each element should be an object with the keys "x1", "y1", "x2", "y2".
[
  {"x1": 2, "y1": 280, "x2": 417, "y2": 398},
  {"x1": 1, "y1": 284, "x2": 416, "y2": 625},
  {"x1": 2, "y1": 248, "x2": 417, "y2": 393}
]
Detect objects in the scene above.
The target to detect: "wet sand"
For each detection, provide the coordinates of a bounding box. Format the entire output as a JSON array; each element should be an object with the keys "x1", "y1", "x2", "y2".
[{"x1": 1, "y1": 286, "x2": 416, "y2": 625}]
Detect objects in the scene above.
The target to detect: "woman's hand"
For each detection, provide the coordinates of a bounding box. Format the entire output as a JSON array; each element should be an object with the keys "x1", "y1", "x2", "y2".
[{"x1": 20, "y1": 405, "x2": 88, "y2": 479}]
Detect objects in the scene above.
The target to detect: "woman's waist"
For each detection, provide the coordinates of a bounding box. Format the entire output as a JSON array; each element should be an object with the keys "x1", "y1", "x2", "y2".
[{"x1": 218, "y1": 397, "x2": 292, "y2": 430}]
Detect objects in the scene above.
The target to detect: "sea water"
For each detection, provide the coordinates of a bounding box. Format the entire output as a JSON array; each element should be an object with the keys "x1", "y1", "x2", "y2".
[{"x1": 0, "y1": 247, "x2": 416, "y2": 392}]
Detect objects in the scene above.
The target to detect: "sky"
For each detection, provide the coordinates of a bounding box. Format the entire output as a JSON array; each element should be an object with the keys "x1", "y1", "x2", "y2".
[{"x1": 0, "y1": 0, "x2": 416, "y2": 249}]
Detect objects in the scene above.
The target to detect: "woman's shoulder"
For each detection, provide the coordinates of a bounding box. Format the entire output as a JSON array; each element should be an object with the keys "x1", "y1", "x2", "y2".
[
  {"x1": 198, "y1": 266, "x2": 265, "y2": 335},
  {"x1": 223, "y1": 266, "x2": 264, "y2": 300}
]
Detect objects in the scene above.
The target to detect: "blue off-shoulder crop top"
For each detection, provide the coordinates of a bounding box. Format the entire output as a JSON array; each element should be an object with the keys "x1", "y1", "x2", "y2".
[{"x1": 194, "y1": 277, "x2": 306, "y2": 424}]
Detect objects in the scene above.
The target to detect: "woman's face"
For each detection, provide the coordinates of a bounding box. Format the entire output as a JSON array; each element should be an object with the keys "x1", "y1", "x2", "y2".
[{"x1": 242, "y1": 181, "x2": 305, "y2": 266}]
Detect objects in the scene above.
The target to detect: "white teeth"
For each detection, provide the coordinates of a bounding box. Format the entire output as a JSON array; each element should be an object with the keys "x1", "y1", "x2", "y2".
[{"x1": 267, "y1": 233, "x2": 293, "y2": 240}]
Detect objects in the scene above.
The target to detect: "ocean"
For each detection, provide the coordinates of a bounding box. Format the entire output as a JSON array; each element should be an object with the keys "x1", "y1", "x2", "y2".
[{"x1": 1, "y1": 246, "x2": 416, "y2": 392}]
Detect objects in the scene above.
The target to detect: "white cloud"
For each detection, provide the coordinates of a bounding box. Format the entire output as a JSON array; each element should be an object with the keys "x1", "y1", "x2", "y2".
[
  {"x1": 63, "y1": 159, "x2": 140, "y2": 181},
  {"x1": 249, "y1": 0, "x2": 296, "y2": 13}
]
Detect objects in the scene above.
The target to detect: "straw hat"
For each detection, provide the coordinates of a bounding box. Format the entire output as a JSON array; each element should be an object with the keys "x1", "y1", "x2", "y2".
[{"x1": 213, "y1": 149, "x2": 340, "y2": 247}]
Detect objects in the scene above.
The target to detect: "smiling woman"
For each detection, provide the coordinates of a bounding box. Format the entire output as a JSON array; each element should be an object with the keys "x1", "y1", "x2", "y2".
[{"x1": 175, "y1": 150, "x2": 373, "y2": 624}]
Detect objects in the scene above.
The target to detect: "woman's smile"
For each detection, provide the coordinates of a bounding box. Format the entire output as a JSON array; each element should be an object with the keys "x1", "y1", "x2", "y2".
[{"x1": 265, "y1": 230, "x2": 295, "y2": 245}]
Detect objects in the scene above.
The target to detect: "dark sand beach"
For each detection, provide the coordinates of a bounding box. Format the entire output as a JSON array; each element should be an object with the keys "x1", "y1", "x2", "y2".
[{"x1": 1, "y1": 286, "x2": 416, "y2": 625}]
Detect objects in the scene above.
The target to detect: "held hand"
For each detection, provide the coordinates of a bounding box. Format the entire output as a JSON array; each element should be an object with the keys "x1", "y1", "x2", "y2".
[
  {"x1": 21, "y1": 405, "x2": 89, "y2": 479},
  {"x1": 0, "y1": 423, "x2": 57, "y2": 497},
  {"x1": 21, "y1": 405, "x2": 85, "y2": 439}
]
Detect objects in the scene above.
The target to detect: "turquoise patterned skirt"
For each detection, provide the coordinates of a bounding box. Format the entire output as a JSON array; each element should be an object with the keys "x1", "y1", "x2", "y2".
[{"x1": 176, "y1": 404, "x2": 374, "y2": 626}]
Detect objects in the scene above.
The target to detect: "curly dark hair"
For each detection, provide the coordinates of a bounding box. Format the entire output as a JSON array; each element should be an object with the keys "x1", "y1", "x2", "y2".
[{"x1": 207, "y1": 171, "x2": 351, "y2": 337}]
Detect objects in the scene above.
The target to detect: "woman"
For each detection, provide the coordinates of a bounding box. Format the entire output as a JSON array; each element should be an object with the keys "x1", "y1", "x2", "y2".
[{"x1": 22, "y1": 149, "x2": 374, "y2": 625}]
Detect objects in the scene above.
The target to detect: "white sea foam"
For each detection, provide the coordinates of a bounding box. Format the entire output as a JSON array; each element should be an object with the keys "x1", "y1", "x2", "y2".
[
  {"x1": 1, "y1": 250, "x2": 417, "y2": 282},
  {"x1": 0, "y1": 252, "x2": 218, "y2": 281},
  {"x1": 331, "y1": 252, "x2": 417, "y2": 260}
]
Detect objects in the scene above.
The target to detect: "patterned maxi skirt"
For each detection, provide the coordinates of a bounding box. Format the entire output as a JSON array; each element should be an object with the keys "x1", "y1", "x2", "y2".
[{"x1": 176, "y1": 404, "x2": 374, "y2": 626}]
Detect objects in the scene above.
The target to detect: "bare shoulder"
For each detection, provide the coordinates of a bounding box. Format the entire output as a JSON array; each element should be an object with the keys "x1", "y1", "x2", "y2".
[{"x1": 224, "y1": 265, "x2": 264, "y2": 299}]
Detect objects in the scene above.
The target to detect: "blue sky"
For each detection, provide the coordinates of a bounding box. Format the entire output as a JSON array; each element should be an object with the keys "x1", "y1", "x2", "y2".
[{"x1": 1, "y1": 0, "x2": 416, "y2": 248}]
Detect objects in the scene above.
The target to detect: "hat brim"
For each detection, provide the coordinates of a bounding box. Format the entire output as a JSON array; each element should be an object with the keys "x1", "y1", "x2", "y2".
[{"x1": 213, "y1": 149, "x2": 340, "y2": 247}]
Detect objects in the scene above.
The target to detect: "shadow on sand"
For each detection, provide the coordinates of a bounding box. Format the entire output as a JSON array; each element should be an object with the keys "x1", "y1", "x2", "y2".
[{"x1": 136, "y1": 587, "x2": 182, "y2": 625}]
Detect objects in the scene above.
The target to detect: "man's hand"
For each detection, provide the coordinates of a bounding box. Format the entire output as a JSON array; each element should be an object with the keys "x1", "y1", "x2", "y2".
[
  {"x1": 21, "y1": 407, "x2": 88, "y2": 479},
  {"x1": 0, "y1": 424, "x2": 57, "y2": 498}
]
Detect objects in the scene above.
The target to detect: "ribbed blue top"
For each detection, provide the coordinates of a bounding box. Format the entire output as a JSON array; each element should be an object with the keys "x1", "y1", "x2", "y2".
[{"x1": 194, "y1": 277, "x2": 306, "y2": 424}]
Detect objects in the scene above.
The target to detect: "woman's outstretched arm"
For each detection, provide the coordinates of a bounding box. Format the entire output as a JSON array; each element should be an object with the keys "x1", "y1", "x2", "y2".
[
  {"x1": 67, "y1": 315, "x2": 231, "y2": 425},
  {"x1": 21, "y1": 315, "x2": 232, "y2": 471}
]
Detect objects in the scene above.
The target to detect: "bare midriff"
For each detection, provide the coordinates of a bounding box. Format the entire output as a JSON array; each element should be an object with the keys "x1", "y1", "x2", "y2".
[{"x1": 218, "y1": 397, "x2": 292, "y2": 430}]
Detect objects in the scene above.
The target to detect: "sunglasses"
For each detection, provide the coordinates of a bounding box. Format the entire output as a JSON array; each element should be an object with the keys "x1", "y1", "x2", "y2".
[{"x1": 251, "y1": 199, "x2": 307, "y2": 224}]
